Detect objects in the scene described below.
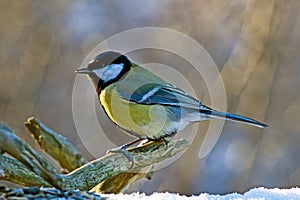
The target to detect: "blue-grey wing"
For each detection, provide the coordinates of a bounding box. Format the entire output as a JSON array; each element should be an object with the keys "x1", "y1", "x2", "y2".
[
  {"x1": 116, "y1": 83, "x2": 206, "y2": 110},
  {"x1": 115, "y1": 83, "x2": 268, "y2": 128},
  {"x1": 117, "y1": 83, "x2": 213, "y2": 122}
]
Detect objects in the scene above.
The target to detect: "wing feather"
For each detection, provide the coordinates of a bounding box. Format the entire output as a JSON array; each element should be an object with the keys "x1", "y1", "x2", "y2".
[{"x1": 117, "y1": 83, "x2": 206, "y2": 111}]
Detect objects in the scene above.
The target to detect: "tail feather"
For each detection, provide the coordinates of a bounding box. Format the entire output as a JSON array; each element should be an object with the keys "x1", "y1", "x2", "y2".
[{"x1": 200, "y1": 108, "x2": 268, "y2": 128}]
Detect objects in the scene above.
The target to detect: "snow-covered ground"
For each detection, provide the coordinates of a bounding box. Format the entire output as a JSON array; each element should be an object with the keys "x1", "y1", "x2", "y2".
[{"x1": 103, "y1": 187, "x2": 300, "y2": 200}]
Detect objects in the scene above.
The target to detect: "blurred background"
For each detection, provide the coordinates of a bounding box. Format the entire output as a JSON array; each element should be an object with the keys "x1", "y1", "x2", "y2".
[{"x1": 1, "y1": 0, "x2": 300, "y2": 195}]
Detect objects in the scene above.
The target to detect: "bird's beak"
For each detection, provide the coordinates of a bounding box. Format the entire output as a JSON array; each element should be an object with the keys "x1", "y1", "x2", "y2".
[{"x1": 75, "y1": 68, "x2": 90, "y2": 74}]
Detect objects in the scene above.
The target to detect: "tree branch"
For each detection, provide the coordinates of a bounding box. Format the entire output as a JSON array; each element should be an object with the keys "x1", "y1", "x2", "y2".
[
  {"x1": 62, "y1": 139, "x2": 189, "y2": 191},
  {"x1": 0, "y1": 155, "x2": 51, "y2": 187},
  {"x1": 1, "y1": 119, "x2": 190, "y2": 193},
  {"x1": 0, "y1": 122, "x2": 63, "y2": 188},
  {"x1": 92, "y1": 171, "x2": 152, "y2": 194},
  {"x1": 25, "y1": 117, "x2": 87, "y2": 172}
]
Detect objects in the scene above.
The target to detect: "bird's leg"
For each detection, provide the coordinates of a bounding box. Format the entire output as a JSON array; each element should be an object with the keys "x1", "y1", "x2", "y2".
[
  {"x1": 106, "y1": 138, "x2": 144, "y2": 168},
  {"x1": 145, "y1": 137, "x2": 172, "y2": 152},
  {"x1": 161, "y1": 137, "x2": 170, "y2": 146}
]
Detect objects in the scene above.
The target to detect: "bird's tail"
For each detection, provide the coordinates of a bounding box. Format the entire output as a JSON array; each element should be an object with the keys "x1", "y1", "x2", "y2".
[{"x1": 200, "y1": 107, "x2": 268, "y2": 128}]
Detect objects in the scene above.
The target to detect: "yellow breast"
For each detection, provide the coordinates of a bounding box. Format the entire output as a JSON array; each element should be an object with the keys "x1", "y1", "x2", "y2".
[{"x1": 100, "y1": 86, "x2": 170, "y2": 139}]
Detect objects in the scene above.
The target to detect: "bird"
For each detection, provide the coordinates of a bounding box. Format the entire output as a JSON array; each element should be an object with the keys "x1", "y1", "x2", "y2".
[{"x1": 75, "y1": 51, "x2": 267, "y2": 163}]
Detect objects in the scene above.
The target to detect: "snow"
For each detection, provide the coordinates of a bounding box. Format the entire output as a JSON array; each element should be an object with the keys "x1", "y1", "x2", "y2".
[{"x1": 102, "y1": 187, "x2": 300, "y2": 200}]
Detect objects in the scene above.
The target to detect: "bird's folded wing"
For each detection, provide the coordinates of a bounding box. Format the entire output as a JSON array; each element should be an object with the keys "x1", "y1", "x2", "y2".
[{"x1": 116, "y1": 84, "x2": 205, "y2": 110}]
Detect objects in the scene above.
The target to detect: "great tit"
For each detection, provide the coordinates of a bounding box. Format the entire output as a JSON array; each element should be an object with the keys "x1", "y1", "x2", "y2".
[{"x1": 75, "y1": 51, "x2": 267, "y2": 161}]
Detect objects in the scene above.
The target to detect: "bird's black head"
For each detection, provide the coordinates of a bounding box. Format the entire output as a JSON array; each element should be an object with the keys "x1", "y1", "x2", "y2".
[{"x1": 76, "y1": 51, "x2": 132, "y2": 94}]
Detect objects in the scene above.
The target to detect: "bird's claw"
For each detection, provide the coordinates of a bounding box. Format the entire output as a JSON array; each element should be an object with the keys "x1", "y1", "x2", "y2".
[{"x1": 106, "y1": 146, "x2": 135, "y2": 168}]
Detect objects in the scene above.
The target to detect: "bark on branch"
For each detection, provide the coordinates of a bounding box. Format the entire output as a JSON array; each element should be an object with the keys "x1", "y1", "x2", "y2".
[
  {"x1": 0, "y1": 122, "x2": 63, "y2": 188},
  {"x1": 62, "y1": 139, "x2": 189, "y2": 191},
  {"x1": 25, "y1": 117, "x2": 87, "y2": 172},
  {"x1": 0, "y1": 118, "x2": 190, "y2": 193}
]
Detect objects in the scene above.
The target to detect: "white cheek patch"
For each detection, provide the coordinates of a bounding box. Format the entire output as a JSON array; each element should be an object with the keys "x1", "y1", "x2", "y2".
[{"x1": 93, "y1": 63, "x2": 124, "y2": 82}]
